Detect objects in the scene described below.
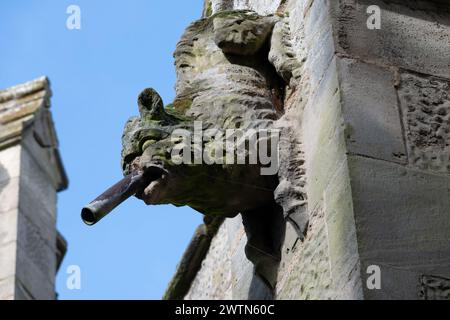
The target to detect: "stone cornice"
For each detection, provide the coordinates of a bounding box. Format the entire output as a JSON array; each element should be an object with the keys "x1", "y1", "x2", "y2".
[{"x1": 0, "y1": 77, "x2": 68, "y2": 191}]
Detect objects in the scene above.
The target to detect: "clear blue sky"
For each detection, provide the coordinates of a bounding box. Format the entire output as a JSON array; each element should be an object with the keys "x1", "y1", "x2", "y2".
[{"x1": 0, "y1": 1, "x2": 204, "y2": 299}]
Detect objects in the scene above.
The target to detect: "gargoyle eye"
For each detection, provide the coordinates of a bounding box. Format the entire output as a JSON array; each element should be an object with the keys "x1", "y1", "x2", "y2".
[{"x1": 122, "y1": 152, "x2": 141, "y2": 172}]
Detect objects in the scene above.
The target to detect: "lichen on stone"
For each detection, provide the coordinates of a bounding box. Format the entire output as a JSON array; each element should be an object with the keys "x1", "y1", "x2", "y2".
[{"x1": 121, "y1": 8, "x2": 307, "y2": 293}]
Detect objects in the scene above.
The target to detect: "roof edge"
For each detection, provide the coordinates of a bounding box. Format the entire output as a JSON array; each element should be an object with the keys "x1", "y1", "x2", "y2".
[{"x1": 0, "y1": 76, "x2": 50, "y2": 104}]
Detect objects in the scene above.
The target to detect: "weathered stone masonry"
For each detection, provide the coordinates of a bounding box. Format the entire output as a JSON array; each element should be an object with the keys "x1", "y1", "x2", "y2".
[
  {"x1": 0, "y1": 77, "x2": 68, "y2": 300},
  {"x1": 163, "y1": 0, "x2": 450, "y2": 300}
]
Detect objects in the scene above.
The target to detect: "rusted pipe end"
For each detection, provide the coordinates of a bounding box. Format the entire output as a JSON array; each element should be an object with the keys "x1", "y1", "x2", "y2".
[{"x1": 81, "y1": 166, "x2": 165, "y2": 226}]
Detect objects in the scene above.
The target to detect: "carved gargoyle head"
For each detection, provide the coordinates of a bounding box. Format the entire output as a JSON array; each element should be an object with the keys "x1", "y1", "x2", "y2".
[
  {"x1": 121, "y1": 87, "x2": 278, "y2": 217},
  {"x1": 119, "y1": 9, "x2": 304, "y2": 291}
]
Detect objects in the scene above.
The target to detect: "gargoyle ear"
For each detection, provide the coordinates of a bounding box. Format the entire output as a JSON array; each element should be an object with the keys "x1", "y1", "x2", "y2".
[{"x1": 138, "y1": 88, "x2": 166, "y2": 120}]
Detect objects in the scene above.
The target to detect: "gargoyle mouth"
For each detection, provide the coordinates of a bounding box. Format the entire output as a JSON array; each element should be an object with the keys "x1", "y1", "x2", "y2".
[
  {"x1": 138, "y1": 173, "x2": 169, "y2": 205},
  {"x1": 135, "y1": 164, "x2": 170, "y2": 205}
]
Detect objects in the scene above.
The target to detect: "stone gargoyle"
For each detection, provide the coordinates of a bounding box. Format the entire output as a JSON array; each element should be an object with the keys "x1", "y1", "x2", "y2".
[{"x1": 120, "y1": 10, "x2": 306, "y2": 292}]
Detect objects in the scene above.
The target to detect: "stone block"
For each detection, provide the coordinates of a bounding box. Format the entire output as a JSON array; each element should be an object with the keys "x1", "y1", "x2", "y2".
[
  {"x1": 0, "y1": 241, "x2": 17, "y2": 280},
  {"x1": 323, "y1": 160, "x2": 363, "y2": 299},
  {"x1": 15, "y1": 279, "x2": 36, "y2": 300},
  {"x1": 17, "y1": 212, "x2": 56, "y2": 281},
  {"x1": 18, "y1": 183, "x2": 56, "y2": 247},
  {"x1": 0, "y1": 145, "x2": 21, "y2": 183},
  {"x1": 0, "y1": 177, "x2": 19, "y2": 214},
  {"x1": 276, "y1": 205, "x2": 333, "y2": 299},
  {"x1": 303, "y1": 0, "x2": 332, "y2": 46},
  {"x1": 15, "y1": 240, "x2": 55, "y2": 300},
  {"x1": 418, "y1": 274, "x2": 450, "y2": 300},
  {"x1": 306, "y1": 25, "x2": 335, "y2": 95},
  {"x1": 359, "y1": 261, "x2": 423, "y2": 300},
  {"x1": 277, "y1": 221, "x2": 302, "y2": 286},
  {"x1": 286, "y1": 0, "x2": 336, "y2": 93},
  {"x1": 360, "y1": 261, "x2": 450, "y2": 300},
  {"x1": 337, "y1": 58, "x2": 407, "y2": 163},
  {"x1": 0, "y1": 276, "x2": 15, "y2": 300},
  {"x1": 398, "y1": 72, "x2": 450, "y2": 174},
  {"x1": 348, "y1": 155, "x2": 450, "y2": 298},
  {"x1": 229, "y1": 231, "x2": 254, "y2": 299},
  {"x1": 0, "y1": 209, "x2": 18, "y2": 246},
  {"x1": 224, "y1": 216, "x2": 245, "y2": 255},
  {"x1": 185, "y1": 223, "x2": 232, "y2": 300},
  {"x1": 332, "y1": 0, "x2": 450, "y2": 78},
  {"x1": 303, "y1": 58, "x2": 347, "y2": 211},
  {"x1": 284, "y1": 0, "x2": 310, "y2": 65},
  {"x1": 19, "y1": 146, "x2": 57, "y2": 218},
  {"x1": 234, "y1": 0, "x2": 282, "y2": 15}
]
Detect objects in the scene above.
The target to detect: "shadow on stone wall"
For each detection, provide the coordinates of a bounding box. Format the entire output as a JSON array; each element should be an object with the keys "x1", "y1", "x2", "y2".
[
  {"x1": 242, "y1": 203, "x2": 285, "y2": 300},
  {"x1": 248, "y1": 271, "x2": 275, "y2": 300}
]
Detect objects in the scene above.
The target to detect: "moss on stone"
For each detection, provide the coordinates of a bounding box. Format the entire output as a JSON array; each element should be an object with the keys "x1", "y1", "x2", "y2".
[
  {"x1": 187, "y1": 18, "x2": 211, "y2": 34},
  {"x1": 204, "y1": 0, "x2": 213, "y2": 18},
  {"x1": 173, "y1": 97, "x2": 193, "y2": 114}
]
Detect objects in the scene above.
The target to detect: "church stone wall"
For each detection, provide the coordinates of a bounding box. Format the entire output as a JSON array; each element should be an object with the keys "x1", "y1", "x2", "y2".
[{"x1": 183, "y1": 0, "x2": 450, "y2": 300}]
